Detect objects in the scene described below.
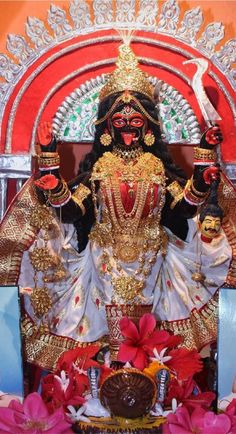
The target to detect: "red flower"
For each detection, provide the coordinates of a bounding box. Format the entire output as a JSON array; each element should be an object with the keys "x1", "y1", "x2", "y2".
[
  {"x1": 41, "y1": 370, "x2": 85, "y2": 412},
  {"x1": 117, "y1": 313, "x2": 179, "y2": 370},
  {"x1": 167, "y1": 348, "x2": 203, "y2": 380},
  {"x1": 163, "y1": 405, "x2": 232, "y2": 434},
  {"x1": 166, "y1": 377, "x2": 215, "y2": 410},
  {"x1": 57, "y1": 345, "x2": 100, "y2": 373}
]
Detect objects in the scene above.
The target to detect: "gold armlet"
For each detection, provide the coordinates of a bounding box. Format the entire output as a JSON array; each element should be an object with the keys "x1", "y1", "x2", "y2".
[
  {"x1": 170, "y1": 193, "x2": 184, "y2": 210},
  {"x1": 167, "y1": 181, "x2": 184, "y2": 210},
  {"x1": 71, "y1": 184, "x2": 91, "y2": 216}
]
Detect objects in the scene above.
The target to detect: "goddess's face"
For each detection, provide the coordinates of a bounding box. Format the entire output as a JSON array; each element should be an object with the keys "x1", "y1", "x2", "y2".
[
  {"x1": 108, "y1": 104, "x2": 147, "y2": 147},
  {"x1": 200, "y1": 215, "x2": 221, "y2": 239}
]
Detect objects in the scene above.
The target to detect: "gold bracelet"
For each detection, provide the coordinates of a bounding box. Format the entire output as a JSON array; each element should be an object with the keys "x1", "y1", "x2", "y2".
[
  {"x1": 167, "y1": 180, "x2": 184, "y2": 210},
  {"x1": 48, "y1": 180, "x2": 68, "y2": 198},
  {"x1": 184, "y1": 179, "x2": 208, "y2": 205},
  {"x1": 40, "y1": 152, "x2": 59, "y2": 158},
  {"x1": 38, "y1": 156, "x2": 60, "y2": 167},
  {"x1": 190, "y1": 177, "x2": 208, "y2": 197},
  {"x1": 193, "y1": 147, "x2": 217, "y2": 162},
  {"x1": 49, "y1": 190, "x2": 71, "y2": 207}
]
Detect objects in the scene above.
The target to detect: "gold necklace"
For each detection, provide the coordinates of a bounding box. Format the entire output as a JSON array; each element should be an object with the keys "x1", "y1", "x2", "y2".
[
  {"x1": 112, "y1": 146, "x2": 144, "y2": 163},
  {"x1": 90, "y1": 152, "x2": 167, "y2": 303}
]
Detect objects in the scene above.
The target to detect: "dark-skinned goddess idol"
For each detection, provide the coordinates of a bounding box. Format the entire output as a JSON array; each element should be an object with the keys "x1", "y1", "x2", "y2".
[{"x1": 18, "y1": 43, "x2": 231, "y2": 353}]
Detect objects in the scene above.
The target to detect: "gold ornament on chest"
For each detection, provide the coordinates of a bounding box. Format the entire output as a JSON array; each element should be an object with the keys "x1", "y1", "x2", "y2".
[{"x1": 111, "y1": 276, "x2": 145, "y2": 302}]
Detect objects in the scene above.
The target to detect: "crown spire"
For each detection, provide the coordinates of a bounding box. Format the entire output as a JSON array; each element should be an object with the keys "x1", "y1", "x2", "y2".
[{"x1": 99, "y1": 43, "x2": 154, "y2": 101}]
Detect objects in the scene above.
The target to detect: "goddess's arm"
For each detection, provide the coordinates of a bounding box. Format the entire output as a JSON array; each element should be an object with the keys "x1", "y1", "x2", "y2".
[
  {"x1": 163, "y1": 125, "x2": 222, "y2": 239},
  {"x1": 35, "y1": 121, "x2": 93, "y2": 223}
]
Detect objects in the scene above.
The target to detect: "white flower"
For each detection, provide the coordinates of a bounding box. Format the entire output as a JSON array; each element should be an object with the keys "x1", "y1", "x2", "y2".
[
  {"x1": 150, "y1": 398, "x2": 181, "y2": 417},
  {"x1": 150, "y1": 347, "x2": 172, "y2": 364},
  {"x1": 54, "y1": 370, "x2": 70, "y2": 393},
  {"x1": 66, "y1": 405, "x2": 90, "y2": 422}
]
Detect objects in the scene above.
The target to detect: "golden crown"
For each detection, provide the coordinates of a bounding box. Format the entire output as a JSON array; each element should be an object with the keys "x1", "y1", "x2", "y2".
[{"x1": 99, "y1": 43, "x2": 155, "y2": 101}]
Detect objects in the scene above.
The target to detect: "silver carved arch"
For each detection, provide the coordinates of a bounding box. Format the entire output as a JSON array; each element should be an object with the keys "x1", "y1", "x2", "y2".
[{"x1": 0, "y1": 0, "x2": 235, "y2": 219}]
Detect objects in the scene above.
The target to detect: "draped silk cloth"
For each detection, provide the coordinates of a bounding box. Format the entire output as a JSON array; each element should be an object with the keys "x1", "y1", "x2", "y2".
[{"x1": 0, "y1": 176, "x2": 234, "y2": 370}]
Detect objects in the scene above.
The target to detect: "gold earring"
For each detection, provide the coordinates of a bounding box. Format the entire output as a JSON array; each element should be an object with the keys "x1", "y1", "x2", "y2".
[
  {"x1": 144, "y1": 131, "x2": 155, "y2": 147},
  {"x1": 100, "y1": 132, "x2": 112, "y2": 147}
]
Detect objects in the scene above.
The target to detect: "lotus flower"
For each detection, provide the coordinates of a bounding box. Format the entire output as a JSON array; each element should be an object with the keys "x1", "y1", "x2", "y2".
[
  {"x1": 0, "y1": 392, "x2": 73, "y2": 433},
  {"x1": 163, "y1": 405, "x2": 232, "y2": 434}
]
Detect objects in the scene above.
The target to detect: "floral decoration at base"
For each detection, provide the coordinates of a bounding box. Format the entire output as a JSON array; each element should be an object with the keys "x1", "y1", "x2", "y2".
[{"x1": 0, "y1": 313, "x2": 235, "y2": 434}]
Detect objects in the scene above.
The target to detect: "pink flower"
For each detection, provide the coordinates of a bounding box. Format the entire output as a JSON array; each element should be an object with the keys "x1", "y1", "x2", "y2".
[
  {"x1": 0, "y1": 392, "x2": 73, "y2": 433},
  {"x1": 163, "y1": 405, "x2": 232, "y2": 434},
  {"x1": 117, "y1": 313, "x2": 179, "y2": 370},
  {"x1": 225, "y1": 399, "x2": 236, "y2": 431}
]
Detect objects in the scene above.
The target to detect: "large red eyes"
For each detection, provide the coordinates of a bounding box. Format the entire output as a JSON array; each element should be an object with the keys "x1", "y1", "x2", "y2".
[
  {"x1": 129, "y1": 118, "x2": 144, "y2": 127},
  {"x1": 111, "y1": 115, "x2": 145, "y2": 128},
  {"x1": 112, "y1": 118, "x2": 126, "y2": 128}
]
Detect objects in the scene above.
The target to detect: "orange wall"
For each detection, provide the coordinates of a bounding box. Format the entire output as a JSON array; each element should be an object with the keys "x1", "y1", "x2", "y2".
[{"x1": 0, "y1": 0, "x2": 235, "y2": 55}]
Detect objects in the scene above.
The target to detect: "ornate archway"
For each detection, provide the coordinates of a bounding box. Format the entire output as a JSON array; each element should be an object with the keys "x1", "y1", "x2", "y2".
[{"x1": 0, "y1": 0, "x2": 235, "y2": 218}]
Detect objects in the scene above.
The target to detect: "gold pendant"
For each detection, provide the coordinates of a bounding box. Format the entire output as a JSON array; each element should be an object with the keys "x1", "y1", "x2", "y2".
[
  {"x1": 112, "y1": 276, "x2": 144, "y2": 301},
  {"x1": 115, "y1": 243, "x2": 139, "y2": 263}
]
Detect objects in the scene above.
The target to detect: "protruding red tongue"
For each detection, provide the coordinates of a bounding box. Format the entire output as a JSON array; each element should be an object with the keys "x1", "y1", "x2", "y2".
[{"x1": 121, "y1": 132, "x2": 135, "y2": 146}]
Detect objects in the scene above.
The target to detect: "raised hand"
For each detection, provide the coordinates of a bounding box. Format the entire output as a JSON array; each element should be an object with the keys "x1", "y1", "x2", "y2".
[
  {"x1": 200, "y1": 125, "x2": 223, "y2": 149},
  {"x1": 37, "y1": 121, "x2": 57, "y2": 152}
]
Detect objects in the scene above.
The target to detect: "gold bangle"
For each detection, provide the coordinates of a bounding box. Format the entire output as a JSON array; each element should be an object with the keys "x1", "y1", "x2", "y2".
[
  {"x1": 48, "y1": 180, "x2": 68, "y2": 198},
  {"x1": 190, "y1": 177, "x2": 208, "y2": 197},
  {"x1": 39, "y1": 158, "x2": 60, "y2": 168},
  {"x1": 184, "y1": 179, "x2": 208, "y2": 205},
  {"x1": 193, "y1": 147, "x2": 217, "y2": 162},
  {"x1": 167, "y1": 180, "x2": 183, "y2": 198},
  {"x1": 40, "y1": 152, "x2": 59, "y2": 158}
]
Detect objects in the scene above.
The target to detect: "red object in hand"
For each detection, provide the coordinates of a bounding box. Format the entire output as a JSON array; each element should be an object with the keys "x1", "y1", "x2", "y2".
[
  {"x1": 34, "y1": 174, "x2": 59, "y2": 190},
  {"x1": 203, "y1": 166, "x2": 220, "y2": 185},
  {"x1": 37, "y1": 121, "x2": 52, "y2": 146},
  {"x1": 205, "y1": 126, "x2": 223, "y2": 146}
]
